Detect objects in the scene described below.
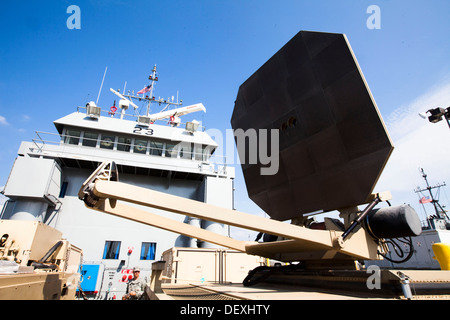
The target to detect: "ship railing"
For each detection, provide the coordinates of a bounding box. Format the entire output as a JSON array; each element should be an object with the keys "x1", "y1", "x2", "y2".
[
  {"x1": 32, "y1": 131, "x2": 47, "y2": 152},
  {"x1": 31, "y1": 131, "x2": 56, "y2": 152},
  {"x1": 31, "y1": 131, "x2": 229, "y2": 169},
  {"x1": 76, "y1": 106, "x2": 207, "y2": 131}
]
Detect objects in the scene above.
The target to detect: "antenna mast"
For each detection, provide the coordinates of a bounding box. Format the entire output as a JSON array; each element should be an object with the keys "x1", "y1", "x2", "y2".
[
  {"x1": 146, "y1": 65, "x2": 157, "y2": 117},
  {"x1": 414, "y1": 168, "x2": 448, "y2": 220},
  {"x1": 120, "y1": 65, "x2": 183, "y2": 118}
]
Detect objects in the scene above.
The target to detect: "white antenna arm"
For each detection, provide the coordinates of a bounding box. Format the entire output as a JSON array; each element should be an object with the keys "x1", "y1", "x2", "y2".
[
  {"x1": 96, "y1": 66, "x2": 108, "y2": 105},
  {"x1": 148, "y1": 103, "x2": 206, "y2": 121},
  {"x1": 109, "y1": 88, "x2": 140, "y2": 110}
]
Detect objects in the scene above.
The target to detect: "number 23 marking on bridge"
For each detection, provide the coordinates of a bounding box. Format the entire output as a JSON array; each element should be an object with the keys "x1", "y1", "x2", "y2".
[{"x1": 133, "y1": 127, "x2": 154, "y2": 136}]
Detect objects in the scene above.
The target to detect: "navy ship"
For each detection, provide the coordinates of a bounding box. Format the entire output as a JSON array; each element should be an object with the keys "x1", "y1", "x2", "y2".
[{"x1": 0, "y1": 66, "x2": 235, "y2": 299}]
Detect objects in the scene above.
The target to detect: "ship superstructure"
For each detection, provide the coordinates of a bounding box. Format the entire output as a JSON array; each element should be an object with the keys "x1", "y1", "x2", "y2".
[{"x1": 0, "y1": 66, "x2": 235, "y2": 299}]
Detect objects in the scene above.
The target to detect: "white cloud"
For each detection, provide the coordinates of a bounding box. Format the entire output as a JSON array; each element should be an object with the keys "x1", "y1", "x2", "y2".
[
  {"x1": 374, "y1": 80, "x2": 450, "y2": 220},
  {"x1": 0, "y1": 115, "x2": 8, "y2": 126}
]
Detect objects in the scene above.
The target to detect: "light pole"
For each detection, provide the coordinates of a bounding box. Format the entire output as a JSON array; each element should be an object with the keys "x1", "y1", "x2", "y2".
[{"x1": 419, "y1": 106, "x2": 450, "y2": 129}]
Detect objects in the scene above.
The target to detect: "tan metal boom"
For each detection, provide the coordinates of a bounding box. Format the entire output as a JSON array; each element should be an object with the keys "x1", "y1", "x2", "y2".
[{"x1": 78, "y1": 161, "x2": 383, "y2": 262}]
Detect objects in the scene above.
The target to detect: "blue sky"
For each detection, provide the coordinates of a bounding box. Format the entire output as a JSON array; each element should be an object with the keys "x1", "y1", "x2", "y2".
[{"x1": 1, "y1": 1, "x2": 450, "y2": 239}]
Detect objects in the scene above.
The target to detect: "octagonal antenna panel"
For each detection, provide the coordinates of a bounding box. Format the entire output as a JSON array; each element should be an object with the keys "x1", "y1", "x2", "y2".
[{"x1": 231, "y1": 31, "x2": 394, "y2": 221}]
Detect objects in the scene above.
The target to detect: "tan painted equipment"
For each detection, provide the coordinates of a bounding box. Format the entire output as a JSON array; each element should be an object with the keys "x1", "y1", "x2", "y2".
[
  {"x1": 77, "y1": 161, "x2": 450, "y2": 300},
  {"x1": 78, "y1": 161, "x2": 393, "y2": 264},
  {"x1": 0, "y1": 220, "x2": 83, "y2": 300}
]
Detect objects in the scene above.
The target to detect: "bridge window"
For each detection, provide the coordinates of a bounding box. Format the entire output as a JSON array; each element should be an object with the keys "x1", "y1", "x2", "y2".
[
  {"x1": 100, "y1": 134, "x2": 115, "y2": 150},
  {"x1": 117, "y1": 137, "x2": 132, "y2": 152},
  {"x1": 165, "y1": 143, "x2": 178, "y2": 158},
  {"x1": 134, "y1": 139, "x2": 148, "y2": 154},
  {"x1": 149, "y1": 141, "x2": 163, "y2": 156},
  {"x1": 64, "y1": 130, "x2": 81, "y2": 145},
  {"x1": 82, "y1": 132, "x2": 99, "y2": 147},
  {"x1": 179, "y1": 142, "x2": 192, "y2": 160}
]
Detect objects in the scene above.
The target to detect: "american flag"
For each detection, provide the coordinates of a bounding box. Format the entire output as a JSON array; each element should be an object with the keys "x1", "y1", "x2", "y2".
[
  {"x1": 137, "y1": 85, "x2": 152, "y2": 94},
  {"x1": 419, "y1": 196, "x2": 432, "y2": 204}
]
